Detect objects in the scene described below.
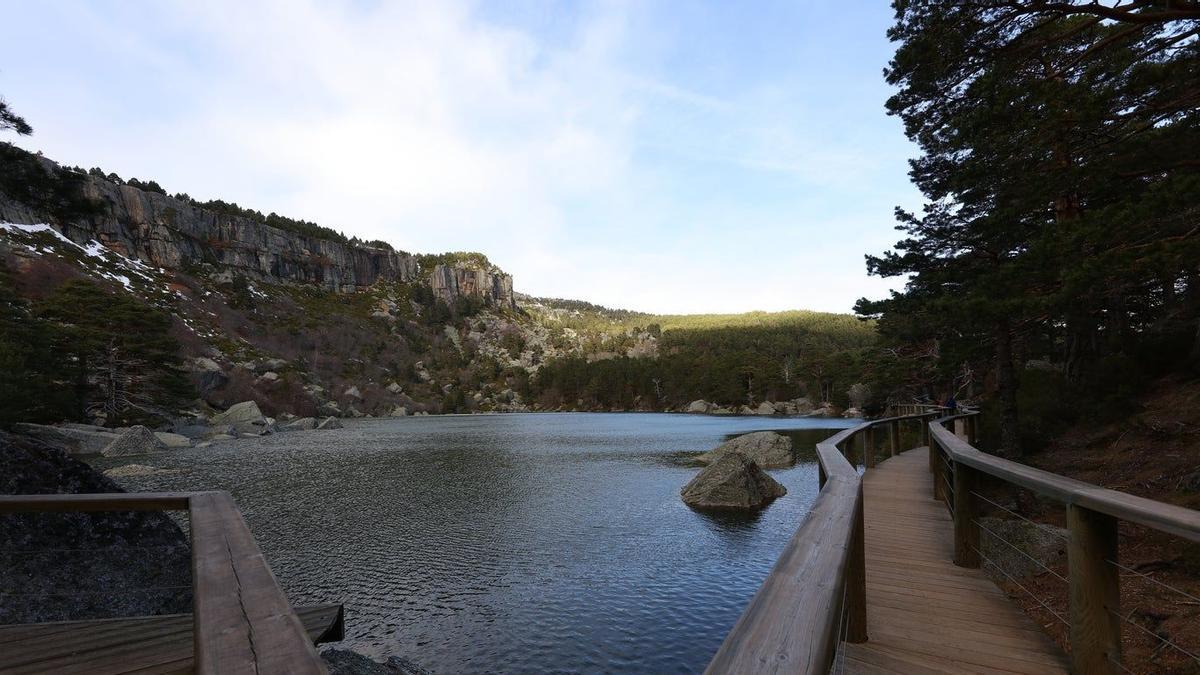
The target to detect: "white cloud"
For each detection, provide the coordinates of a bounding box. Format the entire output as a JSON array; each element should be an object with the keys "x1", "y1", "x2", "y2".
[{"x1": 4, "y1": 0, "x2": 913, "y2": 314}]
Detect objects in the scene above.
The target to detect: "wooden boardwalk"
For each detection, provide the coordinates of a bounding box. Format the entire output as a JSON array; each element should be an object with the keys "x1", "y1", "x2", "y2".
[
  {"x1": 843, "y1": 448, "x2": 1070, "y2": 674},
  {"x1": 0, "y1": 604, "x2": 343, "y2": 674}
]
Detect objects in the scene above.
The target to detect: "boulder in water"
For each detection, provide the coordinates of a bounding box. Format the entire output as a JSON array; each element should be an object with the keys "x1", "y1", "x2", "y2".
[
  {"x1": 695, "y1": 431, "x2": 794, "y2": 469},
  {"x1": 681, "y1": 452, "x2": 787, "y2": 511},
  {"x1": 101, "y1": 426, "x2": 167, "y2": 458}
]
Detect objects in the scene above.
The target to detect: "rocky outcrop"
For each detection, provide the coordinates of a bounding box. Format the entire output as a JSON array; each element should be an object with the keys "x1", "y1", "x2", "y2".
[
  {"x1": 695, "y1": 431, "x2": 795, "y2": 469},
  {"x1": 686, "y1": 400, "x2": 710, "y2": 413},
  {"x1": 0, "y1": 159, "x2": 419, "y2": 293},
  {"x1": 101, "y1": 425, "x2": 168, "y2": 457},
  {"x1": 430, "y1": 264, "x2": 515, "y2": 310},
  {"x1": 681, "y1": 453, "x2": 787, "y2": 511},
  {"x1": 0, "y1": 431, "x2": 191, "y2": 623},
  {"x1": 12, "y1": 423, "x2": 119, "y2": 455}
]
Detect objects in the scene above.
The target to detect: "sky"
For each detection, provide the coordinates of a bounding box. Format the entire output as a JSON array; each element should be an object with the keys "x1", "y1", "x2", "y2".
[{"x1": 0, "y1": 1, "x2": 918, "y2": 315}]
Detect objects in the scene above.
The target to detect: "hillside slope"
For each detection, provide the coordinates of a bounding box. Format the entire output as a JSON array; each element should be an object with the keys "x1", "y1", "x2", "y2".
[{"x1": 0, "y1": 144, "x2": 878, "y2": 427}]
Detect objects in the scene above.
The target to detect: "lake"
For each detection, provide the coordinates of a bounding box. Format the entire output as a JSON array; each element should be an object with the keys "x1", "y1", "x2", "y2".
[{"x1": 97, "y1": 412, "x2": 855, "y2": 674}]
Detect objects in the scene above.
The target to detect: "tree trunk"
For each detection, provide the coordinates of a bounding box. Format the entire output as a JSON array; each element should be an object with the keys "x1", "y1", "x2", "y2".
[{"x1": 995, "y1": 319, "x2": 1021, "y2": 457}]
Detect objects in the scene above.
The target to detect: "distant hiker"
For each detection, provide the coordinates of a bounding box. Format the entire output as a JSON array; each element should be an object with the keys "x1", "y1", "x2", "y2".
[{"x1": 944, "y1": 395, "x2": 957, "y2": 413}]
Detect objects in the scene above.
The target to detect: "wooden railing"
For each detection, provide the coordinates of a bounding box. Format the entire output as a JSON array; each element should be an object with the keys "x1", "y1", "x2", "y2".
[
  {"x1": 0, "y1": 491, "x2": 326, "y2": 674},
  {"x1": 929, "y1": 411, "x2": 1200, "y2": 673},
  {"x1": 704, "y1": 411, "x2": 943, "y2": 673}
]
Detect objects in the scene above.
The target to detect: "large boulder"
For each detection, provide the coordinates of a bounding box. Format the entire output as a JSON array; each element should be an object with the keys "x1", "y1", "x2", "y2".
[
  {"x1": 686, "y1": 400, "x2": 711, "y2": 414},
  {"x1": 681, "y1": 453, "x2": 787, "y2": 511},
  {"x1": 102, "y1": 426, "x2": 168, "y2": 458},
  {"x1": 0, "y1": 431, "x2": 191, "y2": 623},
  {"x1": 210, "y1": 401, "x2": 271, "y2": 435},
  {"x1": 755, "y1": 402, "x2": 777, "y2": 416},
  {"x1": 695, "y1": 431, "x2": 795, "y2": 469},
  {"x1": 12, "y1": 424, "x2": 119, "y2": 456}
]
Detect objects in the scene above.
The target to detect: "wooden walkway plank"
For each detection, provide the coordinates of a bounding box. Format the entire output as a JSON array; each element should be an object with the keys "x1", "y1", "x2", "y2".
[
  {"x1": 844, "y1": 448, "x2": 1070, "y2": 675},
  {"x1": 0, "y1": 604, "x2": 342, "y2": 675}
]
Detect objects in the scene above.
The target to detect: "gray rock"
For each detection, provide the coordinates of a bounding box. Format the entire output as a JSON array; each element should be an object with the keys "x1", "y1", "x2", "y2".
[
  {"x1": 695, "y1": 431, "x2": 795, "y2": 469},
  {"x1": 153, "y1": 432, "x2": 192, "y2": 448},
  {"x1": 281, "y1": 417, "x2": 317, "y2": 431},
  {"x1": 172, "y1": 424, "x2": 213, "y2": 440},
  {"x1": 344, "y1": 386, "x2": 362, "y2": 399},
  {"x1": 12, "y1": 423, "x2": 119, "y2": 456},
  {"x1": 101, "y1": 426, "x2": 168, "y2": 458},
  {"x1": 318, "y1": 401, "x2": 342, "y2": 417},
  {"x1": 755, "y1": 402, "x2": 777, "y2": 416},
  {"x1": 189, "y1": 357, "x2": 222, "y2": 372},
  {"x1": 317, "y1": 417, "x2": 344, "y2": 430},
  {"x1": 681, "y1": 453, "x2": 787, "y2": 511},
  {"x1": 386, "y1": 382, "x2": 403, "y2": 394},
  {"x1": 210, "y1": 401, "x2": 271, "y2": 434},
  {"x1": 686, "y1": 400, "x2": 710, "y2": 414},
  {"x1": 390, "y1": 406, "x2": 409, "y2": 417},
  {"x1": 259, "y1": 371, "x2": 279, "y2": 382},
  {"x1": 321, "y1": 649, "x2": 430, "y2": 675}
]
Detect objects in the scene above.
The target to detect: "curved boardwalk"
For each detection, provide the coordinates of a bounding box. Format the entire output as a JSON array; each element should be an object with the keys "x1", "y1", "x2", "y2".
[{"x1": 843, "y1": 448, "x2": 1069, "y2": 674}]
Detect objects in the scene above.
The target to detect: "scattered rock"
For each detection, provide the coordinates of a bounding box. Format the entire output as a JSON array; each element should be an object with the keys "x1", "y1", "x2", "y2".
[
  {"x1": 686, "y1": 400, "x2": 710, "y2": 414},
  {"x1": 189, "y1": 357, "x2": 222, "y2": 372},
  {"x1": 977, "y1": 516, "x2": 1068, "y2": 578},
  {"x1": 681, "y1": 452, "x2": 787, "y2": 511},
  {"x1": 386, "y1": 382, "x2": 403, "y2": 394},
  {"x1": 153, "y1": 432, "x2": 192, "y2": 448},
  {"x1": 390, "y1": 406, "x2": 409, "y2": 417},
  {"x1": 259, "y1": 371, "x2": 280, "y2": 382},
  {"x1": 102, "y1": 426, "x2": 168, "y2": 458},
  {"x1": 344, "y1": 386, "x2": 362, "y2": 399},
  {"x1": 695, "y1": 431, "x2": 795, "y2": 469},
  {"x1": 318, "y1": 401, "x2": 342, "y2": 417},
  {"x1": 317, "y1": 417, "x2": 344, "y2": 430},
  {"x1": 755, "y1": 402, "x2": 777, "y2": 416}
]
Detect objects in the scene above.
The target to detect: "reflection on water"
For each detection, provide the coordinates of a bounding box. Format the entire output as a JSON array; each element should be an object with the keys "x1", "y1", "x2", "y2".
[{"x1": 97, "y1": 413, "x2": 854, "y2": 674}]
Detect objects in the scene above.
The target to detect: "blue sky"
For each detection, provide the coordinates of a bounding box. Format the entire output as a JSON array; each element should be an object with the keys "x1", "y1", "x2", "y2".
[{"x1": 0, "y1": 1, "x2": 916, "y2": 314}]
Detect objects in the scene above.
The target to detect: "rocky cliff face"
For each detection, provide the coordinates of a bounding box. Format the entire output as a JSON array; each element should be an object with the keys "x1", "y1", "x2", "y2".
[
  {"x1": 0, "y1": 163, "x2": 417, "y2": 292},
  {"x1": 430, "y1": 264, "x2": 515, "y2": 310}
]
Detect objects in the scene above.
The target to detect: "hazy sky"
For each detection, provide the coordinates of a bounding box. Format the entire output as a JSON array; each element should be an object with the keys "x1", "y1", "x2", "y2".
[{"x1": 0, "y1": 1, "x2": 916, "y2": 314}]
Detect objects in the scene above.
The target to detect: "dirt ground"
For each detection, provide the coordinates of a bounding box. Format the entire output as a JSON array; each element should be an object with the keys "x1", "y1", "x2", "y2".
[{"x1": 983, "y1": 377, "x2": 1200, "y2": 674}]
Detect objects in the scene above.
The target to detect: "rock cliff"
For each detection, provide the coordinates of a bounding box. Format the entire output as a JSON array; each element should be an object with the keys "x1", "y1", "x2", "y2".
[
  {"x1": 0, "y1": 152, "x2": 512, "y2": 306},
  {"x1": 430, "y1": 263, "x2": 515, "y2": 310}
]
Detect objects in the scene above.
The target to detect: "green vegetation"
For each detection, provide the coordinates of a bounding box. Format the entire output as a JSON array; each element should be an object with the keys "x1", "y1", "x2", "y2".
[
  {"x1": 0, "y1": 144, "x2": 103, "y2": 224},
  {"x1": 416, "y1": 252, "x2": 496, "y2": 276},
  {"x1": 531, "y1": 309, "x2": 879, "y2": 410},
  {"x1": 0, "y1": 266, "x2": 192, "y2": 426},
  {"x1": 858, "y1": 3, "x2": 1200, "y2": 455}
]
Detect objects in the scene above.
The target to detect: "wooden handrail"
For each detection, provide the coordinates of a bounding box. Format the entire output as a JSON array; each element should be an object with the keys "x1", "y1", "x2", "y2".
[
  {"x1": 928, "y1": 412, "x2": 1200, "y2": 673},
  {"x1": 0, "y1": 490, "x2": 326, "y2": 674},
  {"x1": 705, "y1": 411, "x2": 941, "y2": 673}
]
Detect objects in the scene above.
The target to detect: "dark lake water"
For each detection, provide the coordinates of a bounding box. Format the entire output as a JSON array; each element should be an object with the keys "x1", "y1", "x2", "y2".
[{"x1": 97, "y1": 412, "x2": 855, "y2": 674}]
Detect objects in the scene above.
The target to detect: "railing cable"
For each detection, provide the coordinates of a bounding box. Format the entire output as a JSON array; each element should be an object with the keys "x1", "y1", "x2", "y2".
[
  {"x1": 1105, "y1": 558, "x2": 1200, "y2": 605},
  {"x1": 973, "y1": 519, "x2": 1068, "y2": 583},
  {"x1": 971, "y1": 544, "x2": 1069, "y2": 628},
  {"x1": 1108, "y1": 607, "x2": 1200, "y2": 664},
  {"x1": 970, "y1": 490, "x2": 1069, "y2": 541}
]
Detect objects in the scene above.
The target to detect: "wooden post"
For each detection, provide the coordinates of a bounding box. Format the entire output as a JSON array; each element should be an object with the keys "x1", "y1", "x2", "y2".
[
  {"x1": 932, "y1": 444, "x2": 944, "y2": 501},
  {"x1": 1068, "y1": 504, "x2": 1121, "y2": 674},
  {"x1": 889, "y1": 420, "x2": 900, "y2": 457},
  {"x1": 846, "y1": 482, "x2": 868, "y2": 643},
  {"x1": 953, "y1": 461, "x2": 980, "y2": 568},
  {"x1": 865, "y1": 427, "x2": 876, "y2": 469}
]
